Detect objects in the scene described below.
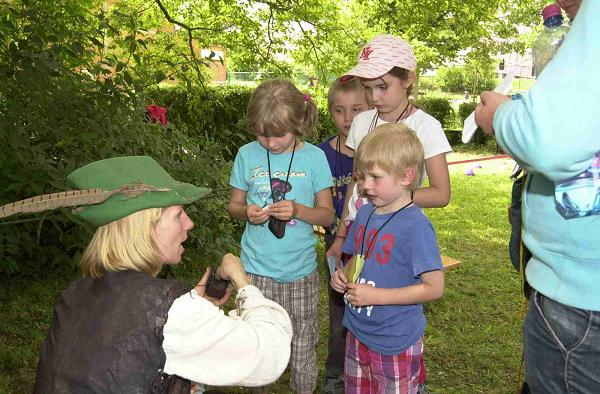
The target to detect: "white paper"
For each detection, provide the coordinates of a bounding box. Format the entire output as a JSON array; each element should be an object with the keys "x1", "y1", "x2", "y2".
[
  {"x1": 462, "y1": 73, "x2": 514, "y2": 144},
  {"x1": 327, "y1": 255, "x2": 337, "y2": 276}
]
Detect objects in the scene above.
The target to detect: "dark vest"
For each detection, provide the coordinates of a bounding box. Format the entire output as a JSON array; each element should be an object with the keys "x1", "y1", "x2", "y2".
[{"x1": 34, "y1": 270, "x2": 191, "y2": 393}]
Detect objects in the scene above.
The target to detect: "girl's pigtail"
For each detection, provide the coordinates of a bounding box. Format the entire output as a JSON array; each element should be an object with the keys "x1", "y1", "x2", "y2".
[{"x1": 300, "y1": 93, "x2": 318, "y2": 137}]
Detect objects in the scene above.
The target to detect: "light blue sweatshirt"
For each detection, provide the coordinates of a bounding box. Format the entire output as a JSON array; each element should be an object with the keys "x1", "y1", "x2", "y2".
[{"x1": 493, "y1": 0, "x2": 600, "y2": 311}]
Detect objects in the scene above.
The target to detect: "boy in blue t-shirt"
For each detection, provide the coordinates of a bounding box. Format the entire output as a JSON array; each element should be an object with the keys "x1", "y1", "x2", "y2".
[
  {"x1": 331, "y1": 123, "x2": 444, "y2": 394},
  {"x1": 318, "y1": 78, "x2": 371, "y2": 393}
]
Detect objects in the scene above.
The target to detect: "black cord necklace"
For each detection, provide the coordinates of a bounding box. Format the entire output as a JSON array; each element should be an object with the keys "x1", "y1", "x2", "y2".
[
  {"x1": 359, "y1": 200, "x2": 413, "y2": 259},
  {"x1": 333, "y1": 134, "x2": 342, "y2": 197},
  {"x1": 368, "y1": 101, "x2": 412, "y2": 133},
  {"x1": 266, "y1": 139, "x2": 297, "y2": 203}
]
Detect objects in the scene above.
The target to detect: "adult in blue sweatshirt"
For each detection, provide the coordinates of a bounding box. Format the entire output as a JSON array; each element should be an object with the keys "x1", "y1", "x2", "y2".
[{"x1": 475, "y1": 0, "x2": 600, "y2": 391}]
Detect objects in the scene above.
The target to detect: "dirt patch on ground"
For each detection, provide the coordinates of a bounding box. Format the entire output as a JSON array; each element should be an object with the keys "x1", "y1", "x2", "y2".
[{"x1": 446, "y1": 153, "x2": 516, "y2": 176}]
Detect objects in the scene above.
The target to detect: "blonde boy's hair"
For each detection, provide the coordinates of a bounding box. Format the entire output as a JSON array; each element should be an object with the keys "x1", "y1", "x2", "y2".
[
  {"x1": 80, "y1": 207, "x2": 164, "y2": 278},
  {"x1": 246, "y1": 79, "x2": 318, "y2": 138},
  {"x1": 354, "y1": 123, "x2": 424, "y2": 191},
  {"x1": 327, "y1": 79, "x2": 372, "y2": 115}
]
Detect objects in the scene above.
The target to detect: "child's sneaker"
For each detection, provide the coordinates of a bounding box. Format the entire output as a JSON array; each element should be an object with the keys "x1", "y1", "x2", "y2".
[
  {"x1": 321, "y1": 373, "x2": 344, "y2": 394},
  {"x1": 417, "y1": 383, "x2": 430, "y2": 394}
]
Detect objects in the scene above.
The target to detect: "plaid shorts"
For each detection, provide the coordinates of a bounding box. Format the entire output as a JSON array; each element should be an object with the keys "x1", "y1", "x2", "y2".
[
  {"x1": 248, "y1": 271, "x2": 319, "y2": 393},
  {"x1": 345, "y1": 331, "x2": 423, "y2": 394}
]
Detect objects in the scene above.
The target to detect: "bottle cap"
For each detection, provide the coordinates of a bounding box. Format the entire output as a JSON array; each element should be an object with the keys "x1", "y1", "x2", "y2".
[{"x1": 542, "y1": 4, "x2": 562, "y2": 20}]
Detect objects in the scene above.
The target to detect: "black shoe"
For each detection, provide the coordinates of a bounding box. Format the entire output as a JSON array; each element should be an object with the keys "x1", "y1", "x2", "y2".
[{"x1": 321, "y1": 373, "x2": 344, "y2": 394}]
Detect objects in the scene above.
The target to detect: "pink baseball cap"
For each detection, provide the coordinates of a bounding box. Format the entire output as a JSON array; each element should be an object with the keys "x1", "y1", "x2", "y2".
[{"x1": 342, "y1": 35, "x2": 417, "y2": 80}]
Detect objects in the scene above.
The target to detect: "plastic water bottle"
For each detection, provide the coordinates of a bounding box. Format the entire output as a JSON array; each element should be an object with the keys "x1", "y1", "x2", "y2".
[
  {"x1": 531, "y1": 4, "x2": 570, "y2": 76},
  {"x1": 555, "y1": 154, "x2": 600, "y2": 219}
]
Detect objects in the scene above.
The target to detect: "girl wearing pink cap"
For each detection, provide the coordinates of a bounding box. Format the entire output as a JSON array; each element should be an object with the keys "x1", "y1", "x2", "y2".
[{"x1": 327, "y1": 34, "x2": 451, "y2": 393}]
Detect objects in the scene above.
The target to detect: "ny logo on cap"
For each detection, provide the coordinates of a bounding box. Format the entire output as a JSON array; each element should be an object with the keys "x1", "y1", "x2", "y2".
[{"x1": 360, "y1": 47, "x2": 374, "y2": 61}]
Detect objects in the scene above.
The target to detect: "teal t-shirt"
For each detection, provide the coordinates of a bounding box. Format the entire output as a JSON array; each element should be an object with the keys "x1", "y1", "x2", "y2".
[{"x1": 230, "y1": 141, "x2": 333, "y2": 282}]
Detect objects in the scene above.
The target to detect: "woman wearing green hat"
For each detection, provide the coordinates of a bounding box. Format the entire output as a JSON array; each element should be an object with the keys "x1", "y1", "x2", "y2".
[{"x1": 0, "y1": 156, "x2": 292, "y2": 393}]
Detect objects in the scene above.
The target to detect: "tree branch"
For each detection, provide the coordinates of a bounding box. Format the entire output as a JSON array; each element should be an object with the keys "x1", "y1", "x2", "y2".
[
  {"x1": 296, "y1": 21, "x2": 327, "y2": 81},
  {"x1": 154, "y1": 0, "x2": 205, "y2": 85}
]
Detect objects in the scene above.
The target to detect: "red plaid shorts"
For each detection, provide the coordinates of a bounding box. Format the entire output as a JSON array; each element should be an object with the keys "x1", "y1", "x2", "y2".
[{"x1": 344, "y1": 331, "x2": 423, "y2": 394}]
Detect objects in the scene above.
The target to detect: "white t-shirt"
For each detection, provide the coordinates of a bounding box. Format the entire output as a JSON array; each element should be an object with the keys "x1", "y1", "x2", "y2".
[{"x1": 345, "y1": 108, "x2": 452, "y2": 221}]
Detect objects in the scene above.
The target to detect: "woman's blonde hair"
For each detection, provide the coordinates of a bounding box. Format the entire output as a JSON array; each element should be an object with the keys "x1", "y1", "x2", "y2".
[
  {"x1": 80, "y1": 207, "x2": 164, "y2": 278},
  {"x1": 354, "y1": 123, "x2": 424, "y2": 191},
  {"x1": 327, "y1": 79, "x2": 372, "y2": 115},
  {"x1": 245, "y1": 79, "x2": 318, "y2": 137}
]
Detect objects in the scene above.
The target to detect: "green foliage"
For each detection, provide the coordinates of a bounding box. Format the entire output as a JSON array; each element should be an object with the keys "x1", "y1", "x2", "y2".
[
  {"x1": 1, "y1": 0, "x2": 548, "y2": 96},
  {"x1": 444, "y1": 130, "x2": 462, "y2": 146},
  {"x1": 148, "y1": 82, "x2": 337, "y2": 153},
  {"x1": 356, "y1": 0, "x2": 546, "y2": 68},
  {"x1": 458, "y1": 102, "x2": 477, "y2": 123},
  {"x1": 416, "y1": 97, "x2": 455, "y2": 129},
  {"x1": 307, "y1": 84, "x2": 337, "y2": 144},
  {"x1": 435, "y1": 67, "x2": 466, "y2": 93},
  {"x1": 0, "y1": 0, "x2": 239, "y2": 276},
  {"x1": 418, "y1": 75, "x2": 439, "y2": 92},
  {"x1": 148, "y1": 84, "x2": 255, "y2": 161},
  {"x1": 435, "y1": 60, "x2": 497, "y2": 94}
]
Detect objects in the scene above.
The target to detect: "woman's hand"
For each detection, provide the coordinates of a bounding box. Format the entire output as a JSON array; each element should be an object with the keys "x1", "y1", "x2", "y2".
[
  {"x1": 216, "y1": 253, "x2": 250, "y2": 290},
  {"x1": 194, "y1": 267, "x2": 232, "y2": 307},
  {"x1": 268, "y1": 200, "x2": 297, "y2": 221},
  {"x1": 475, "y1": 91, "x2": 511, "y2": 135},
  {"x1": 246, "y1": 204, "x2": 270, "y2": 225}
]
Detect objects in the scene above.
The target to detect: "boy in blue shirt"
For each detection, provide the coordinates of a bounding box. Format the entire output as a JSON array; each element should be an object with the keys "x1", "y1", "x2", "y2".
[{"x1": 331, "y1": 123, "x2": 444, "y2": 393}]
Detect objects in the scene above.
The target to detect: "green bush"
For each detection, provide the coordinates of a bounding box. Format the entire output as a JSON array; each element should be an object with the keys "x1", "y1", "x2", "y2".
[
  {"x1": 149, "y1": 83, "x2": 337, "y2": 150},
  {"x1": 417, "y1": 76, "x2": 439, "y2": 92},
  {"x1": 0, "y1": 3, "x2": 240, "y2": 276},
  {"x1": 444, "y1": 129, "x2": 462, "y2": 146},
  {"x1": 309, "y1": 85, "x2": 337, "y2": 144},
  {"x1": 435, "y1": 61, "x2": 497, "y2": 94},
  {"x1": 0, "y1": 73, "x2": 240, "y2": 276},
  {"x1": 416, "y1": 97, "x2": 455, "y2": 129},
  {"x1": 149, "y1": 85, "x2": 254, "y2": 161},
  {"x1": 435, "y1": 67, "x2": 466, "y2": 94}
]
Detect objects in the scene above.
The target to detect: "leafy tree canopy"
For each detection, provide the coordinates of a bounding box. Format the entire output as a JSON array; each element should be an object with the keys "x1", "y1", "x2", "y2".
[
  {"x1": 0, "y1": 0, "x2": 546, "y2": 88},
  {"x1": 355, "y1": 0, "x2": 546, "y2": 69}
]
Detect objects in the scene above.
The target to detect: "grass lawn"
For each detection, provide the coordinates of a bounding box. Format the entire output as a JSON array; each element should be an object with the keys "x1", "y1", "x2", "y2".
[{"x1": 0, "y1": 151, "x2": 526, "y2": 393}]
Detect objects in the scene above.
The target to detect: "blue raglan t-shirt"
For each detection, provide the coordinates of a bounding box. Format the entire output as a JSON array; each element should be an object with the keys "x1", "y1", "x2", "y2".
[
  {"x1": 318, "y1": 136, "x2": 354, "y2": 221},
  {"x1": 230, "y1": 141, "x2": 333, "y2": 282},
  {"x1": 342, "y1": 203, "x2": 443, "y2": 355}
]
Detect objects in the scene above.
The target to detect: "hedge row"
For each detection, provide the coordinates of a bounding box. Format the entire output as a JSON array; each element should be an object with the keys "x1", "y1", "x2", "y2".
[
  {"x1": 149, "y1": 85, "x2": 487, "y2": 152},
  {"x1": 0, "y1": 79, "x2": 240, "y2": 277},
  {"x1": 148, "y1": 84, "x2": 336, "y2": 159}
]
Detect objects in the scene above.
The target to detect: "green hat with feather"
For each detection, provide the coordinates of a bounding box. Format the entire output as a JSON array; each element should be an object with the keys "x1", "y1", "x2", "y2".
[{"x1": 0, "y1": 156, "x2": 211, "y2": 227}]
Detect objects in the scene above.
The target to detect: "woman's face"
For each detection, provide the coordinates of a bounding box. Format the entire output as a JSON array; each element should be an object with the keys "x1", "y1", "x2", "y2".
[
  {"x1": 154, "y1": 205, "x2": 194, "y2": 265},
  {"x1": 557, "y1": 0, "x2": 581, "y2": 19}
]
